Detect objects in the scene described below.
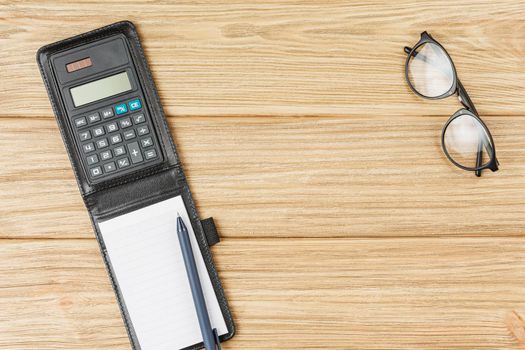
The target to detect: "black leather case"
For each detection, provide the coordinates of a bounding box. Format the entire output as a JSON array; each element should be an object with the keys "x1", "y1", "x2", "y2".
[{"x1": 36, "y1": 21, "x2": 235, "y2": 350}]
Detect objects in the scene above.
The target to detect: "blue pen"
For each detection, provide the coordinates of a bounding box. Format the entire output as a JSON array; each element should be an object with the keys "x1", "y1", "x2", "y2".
[{"x1": 177, "y1": 214, "x2": 222, "y2": 350}]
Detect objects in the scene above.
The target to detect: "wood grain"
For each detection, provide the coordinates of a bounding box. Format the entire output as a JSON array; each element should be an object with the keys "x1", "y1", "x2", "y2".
[
  {"x1": 1, "y1": 1, "x2": 525, "y2": 117},
  {"x1": 1, "y1": 0, "x2": 525, "y2": 349},
  {"x1": 1, "y1": 116, "x2": 524, "y2": 239},
  {"x1": 1, "y1": 238, "x2": 525, "y2": 350}
]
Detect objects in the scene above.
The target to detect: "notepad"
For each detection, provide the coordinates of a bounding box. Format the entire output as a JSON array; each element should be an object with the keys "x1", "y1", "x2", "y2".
[{"x1": 98, "y1": 196, "x2": 228, "y2": 350}]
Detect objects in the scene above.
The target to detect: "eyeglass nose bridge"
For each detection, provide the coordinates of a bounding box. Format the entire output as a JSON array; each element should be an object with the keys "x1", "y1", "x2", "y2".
[{"x1": 456, "y1": 79, "x2": 478, "y2": 115}]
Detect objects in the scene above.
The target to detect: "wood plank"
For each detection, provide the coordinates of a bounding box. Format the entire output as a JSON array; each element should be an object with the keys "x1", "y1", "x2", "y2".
[
  {"x1": 1, "y1": 116, "x2": 524, "y2": 239},
  {"x1": 1, "y1": 1, "x2": 525, "y2": 117},
  {"x1": 1, "y1": 238, "x2": 524, "y2": 349}
]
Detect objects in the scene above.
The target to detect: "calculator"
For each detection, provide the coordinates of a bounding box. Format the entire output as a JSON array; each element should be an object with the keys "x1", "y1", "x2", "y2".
[{"x1": 41, "y1": 34, "x2": 163, "y2": 184}]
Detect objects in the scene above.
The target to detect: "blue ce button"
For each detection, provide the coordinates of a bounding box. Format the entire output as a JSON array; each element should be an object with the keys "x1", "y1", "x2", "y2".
[{"x1": 128, "y1": 99, "x2": 142, "y2": 111}]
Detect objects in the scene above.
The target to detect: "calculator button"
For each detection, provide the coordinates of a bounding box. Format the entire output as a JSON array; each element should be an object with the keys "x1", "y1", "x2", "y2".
[
  {"x1": 117, "y1": 157, "x2": 130, "y2": 169},
  {"x1": 86, "y1": 154, "x2": 99, "y2": 165},
  {"x1": 110, "y1": 134, "x2": 122, "y2": 144},
  {"x1": 137, "y1": 125, "x2": 149, "y2": 136},
  {"x1": 104, "y1": 162, "x2": 117, "y2": 173},
  {"x1": 87, "y1": 112, "x2": 101, "y2": 124},
  {"x1": 74, "y1": 117, "x2": 87, "y2": 128},
  {"x1": 119, "y1": 118, "x2": 132, "y2": 129},
  {"x1": 115, "y1": 103, "x2": 128, "y2": 115},
  {"x1": 96, "y1": 138, "x2": 109, "y2": 149},
  {"x1": 114, "y1": 146, "x2": 126, "y2": 156},
  {"x1": 100, "y1": 150, "x2": 112, "y2": 161},
  {"x1": 106, "y1": 122, "x2": 119, "y2": 133},
  {"x1": 123, "y1": 130, "x2": 136, "y2": 140},
  {"x1": 83, "y1": 143, "x2": 95, "y2": 153},
  {"x1": 93, "y1": 126, "x2": 105, "y2": 137},
  {"x1": 90, "y1": 166, "x2": 103, "y2": 177},
  {"x1": 127, "y1": 141, "x2": 144, "y2": 164},
  {"x1": 79, "y1": 130, "x2": 91, "y2": 141},
  {"x1": 101, "y1": 108, "x2": 114, "y2": 119},
  {"x1": 133, "y1": 113, "x2": 145, "y2": 124},
  {"x1": 144, "y1": 149, "x2": 157, "y2": 160},
  {"x1": 141, "y1": 137, "x2": 153, "y2": 148},
  {"x1": 128, "y1": 99, "x2": 142, "y2": 111}
]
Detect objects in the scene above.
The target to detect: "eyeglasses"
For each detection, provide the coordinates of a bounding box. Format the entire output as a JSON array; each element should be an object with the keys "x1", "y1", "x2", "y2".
[{"x1": 404, "y1": 31, "x2": 499, "y2": 176}]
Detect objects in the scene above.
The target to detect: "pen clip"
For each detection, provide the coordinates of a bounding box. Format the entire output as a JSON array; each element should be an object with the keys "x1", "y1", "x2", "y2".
[{"x1": 213, "y1": 328, "x2": 222, "y2": 350}]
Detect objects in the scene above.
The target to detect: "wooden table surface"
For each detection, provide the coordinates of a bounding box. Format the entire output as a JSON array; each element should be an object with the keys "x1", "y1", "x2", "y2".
[{"x1": 1, "y1": 1, "x2": 525, "y2": 349}]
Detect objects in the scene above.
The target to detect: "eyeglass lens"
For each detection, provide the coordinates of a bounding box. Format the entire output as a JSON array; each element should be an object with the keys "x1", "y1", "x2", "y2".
[
  {"x1": 443, "y1": 113, "x2": 494, "y2": 169},
  {"x1": 407, "y1": 43, "x2": 455, "y2": 98}
]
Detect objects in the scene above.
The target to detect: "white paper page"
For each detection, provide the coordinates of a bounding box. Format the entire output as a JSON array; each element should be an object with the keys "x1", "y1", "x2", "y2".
[{"x1": 98, "y1": 196, "x2": 228, "y2": 350}]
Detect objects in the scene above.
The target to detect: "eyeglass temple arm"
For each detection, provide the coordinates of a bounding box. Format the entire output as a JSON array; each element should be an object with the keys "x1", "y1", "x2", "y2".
[
  {"x1": 475, "y1": 139, "x2": 483, "y2": 177},
  {"x1": 456, "y1": 79, "x2": 482, "y2": 176},
  {"x1": 457, "y1": 79, "x2": 501, "y2": 176}
]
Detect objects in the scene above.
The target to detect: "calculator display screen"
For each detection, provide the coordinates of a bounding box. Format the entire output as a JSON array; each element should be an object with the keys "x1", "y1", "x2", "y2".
[{"x1": 70, "y1": 71, "x2": 132, "y2": 107}]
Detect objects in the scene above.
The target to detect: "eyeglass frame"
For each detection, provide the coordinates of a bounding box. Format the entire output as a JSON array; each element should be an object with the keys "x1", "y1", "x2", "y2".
[{"x1": 403, "y1": 31, "x2": 499, "y2": 176}]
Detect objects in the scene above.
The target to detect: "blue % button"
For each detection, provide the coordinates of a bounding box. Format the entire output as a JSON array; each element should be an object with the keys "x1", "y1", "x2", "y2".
[
  {"x1": 128, "y1": 99, "x2": 142, "y2": 111},
  {"x1": 115, "y1": 103, "x2": 128, "y2": 115}
]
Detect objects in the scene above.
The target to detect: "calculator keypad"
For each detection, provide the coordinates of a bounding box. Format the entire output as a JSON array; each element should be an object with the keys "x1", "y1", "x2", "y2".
[{"x1": 73, "y1": 97, "x2": 161, "y2": 181}]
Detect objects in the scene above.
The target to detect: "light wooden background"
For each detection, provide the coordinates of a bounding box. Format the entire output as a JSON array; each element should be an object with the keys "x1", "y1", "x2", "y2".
[{"x1": 1, "y1": 1, "x2": 525, "y2": 349}]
